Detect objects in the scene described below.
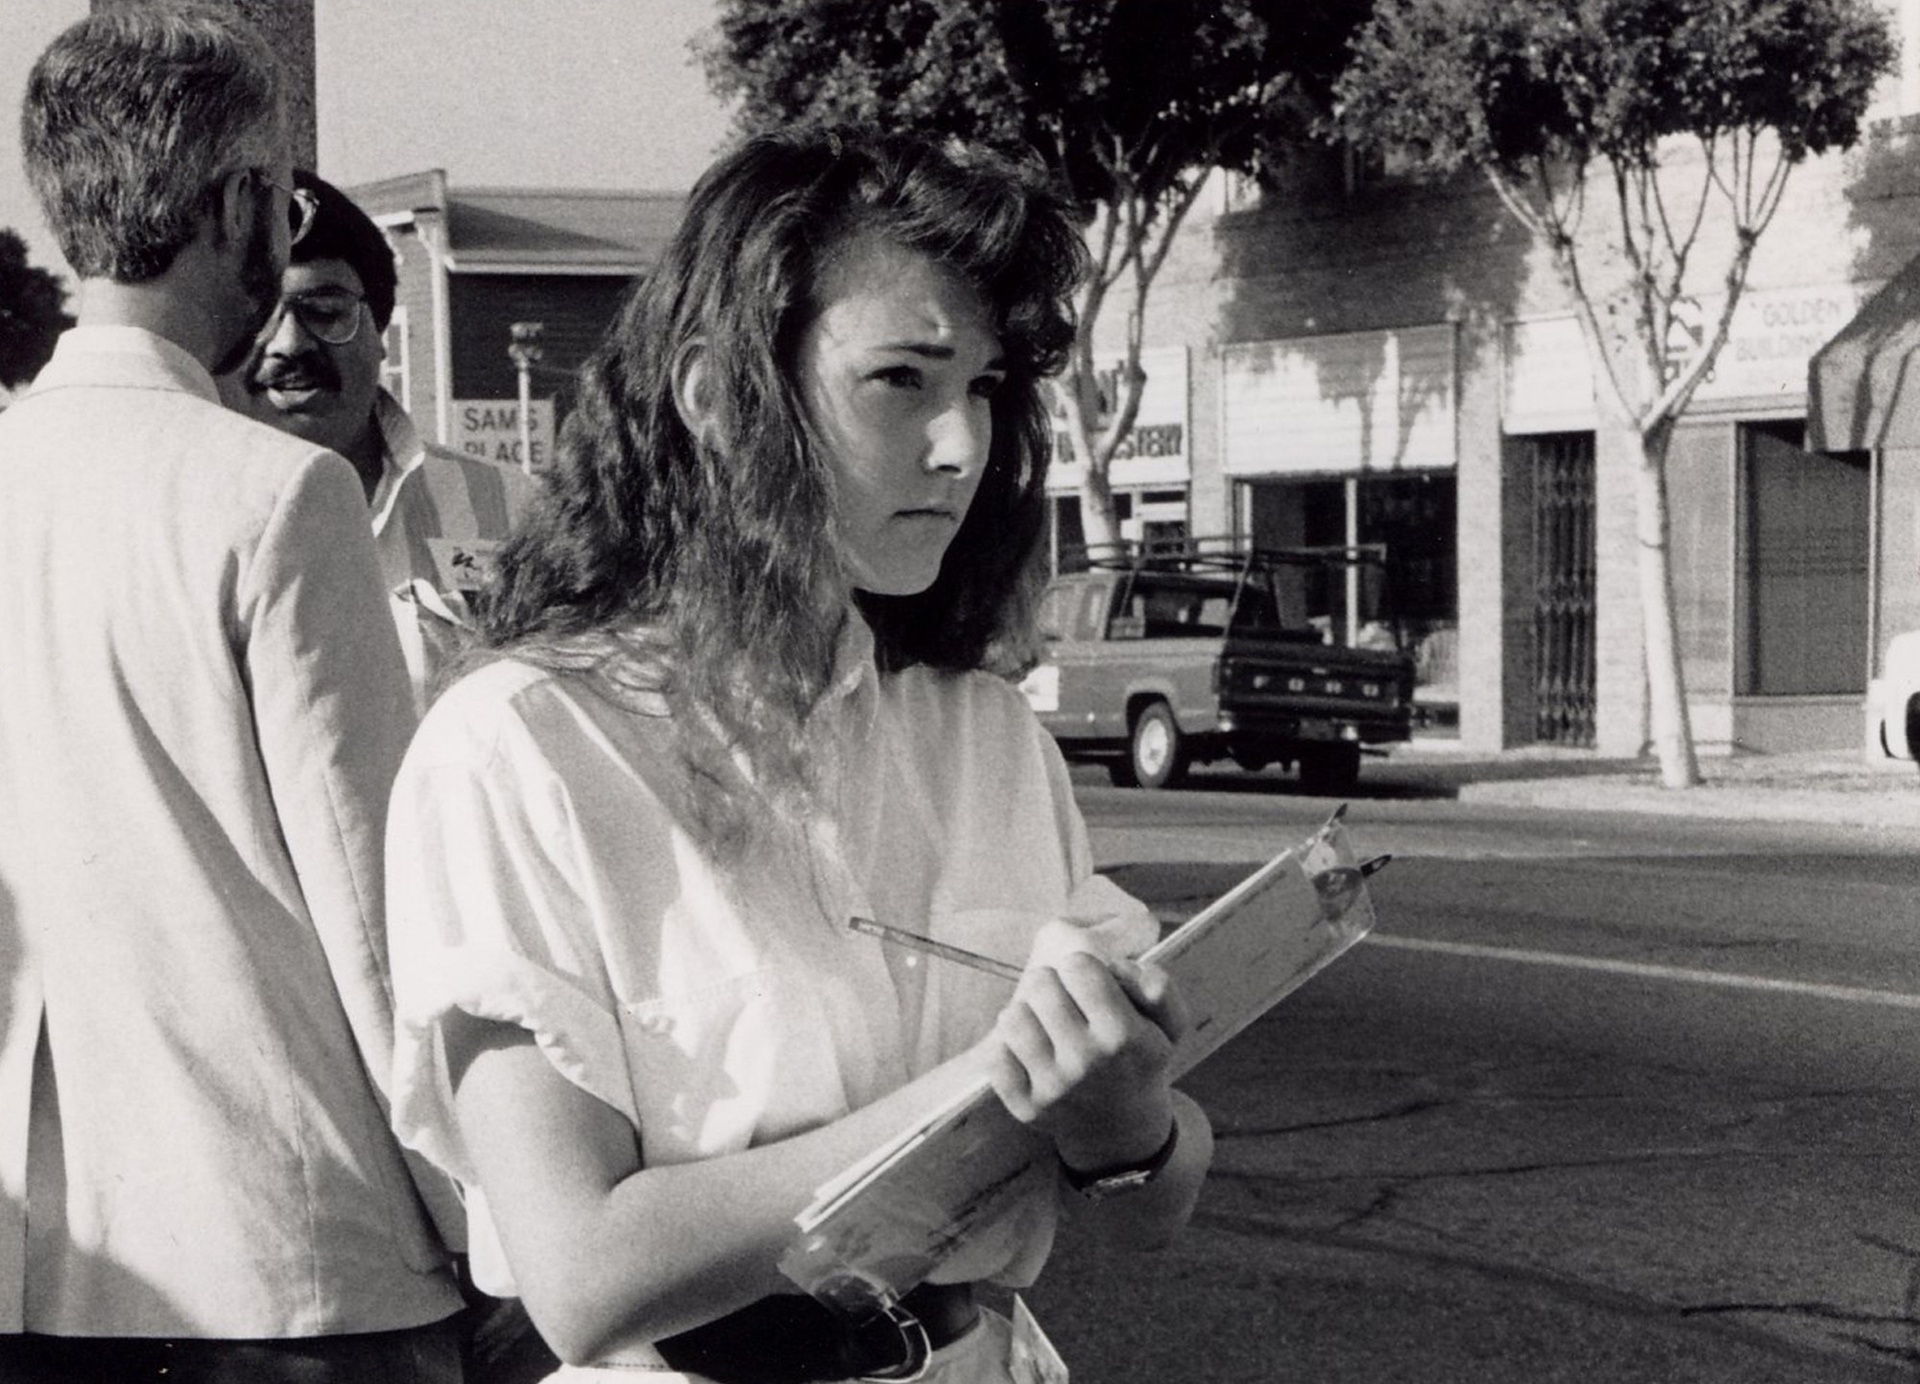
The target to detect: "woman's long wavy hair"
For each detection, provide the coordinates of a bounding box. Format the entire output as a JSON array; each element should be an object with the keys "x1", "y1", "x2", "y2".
[{"x1": 474, "y1": 126, "x2": 1087, "y2": 857}]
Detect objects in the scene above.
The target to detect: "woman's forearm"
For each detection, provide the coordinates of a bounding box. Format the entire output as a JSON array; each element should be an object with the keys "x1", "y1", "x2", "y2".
[{"x1": 450, "y1": 1020, "x2": 995, "y2": 1366}]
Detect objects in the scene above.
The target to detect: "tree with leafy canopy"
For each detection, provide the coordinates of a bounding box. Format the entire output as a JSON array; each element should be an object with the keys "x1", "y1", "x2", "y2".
[
  {"x1": 1335, "y1": 0, "x2": 1894, "y2": 786},
  {"x1": 0, "y1": 229, "x2": 72, "y2": 391},
  {"x1": 703, "y1": 0, "x2": 1368, "y2": 555}
]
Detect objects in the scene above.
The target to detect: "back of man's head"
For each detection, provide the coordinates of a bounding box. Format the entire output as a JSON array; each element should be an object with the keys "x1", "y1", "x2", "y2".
[
  {"x1": 22, "y1": 5, "x2": 283, "y2": 283},
  {"x1": 292, "y1": 171, "x2": 399, "y2": 333}
]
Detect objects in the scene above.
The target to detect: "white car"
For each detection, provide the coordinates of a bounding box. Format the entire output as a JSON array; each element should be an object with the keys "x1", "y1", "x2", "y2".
[{"x1": 1872, "y1": 629, "x2": 1920, "y2": 764}]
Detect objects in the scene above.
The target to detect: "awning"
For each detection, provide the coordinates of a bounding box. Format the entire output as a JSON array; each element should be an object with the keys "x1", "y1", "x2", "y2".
[{"x1": 1807, "y1": 253, "x2": 1920, "y2": 452}]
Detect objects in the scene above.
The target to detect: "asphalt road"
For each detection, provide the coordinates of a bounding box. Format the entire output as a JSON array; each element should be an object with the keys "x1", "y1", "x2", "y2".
[{"x1": 1020, "y1": 765, "x2": 1920, "y2": 1383}]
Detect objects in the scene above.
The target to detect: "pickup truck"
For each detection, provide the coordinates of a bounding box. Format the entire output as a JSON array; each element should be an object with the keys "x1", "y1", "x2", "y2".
[{"x1": 1019, "y1": 543, "x2": 1416, "y2": 792}]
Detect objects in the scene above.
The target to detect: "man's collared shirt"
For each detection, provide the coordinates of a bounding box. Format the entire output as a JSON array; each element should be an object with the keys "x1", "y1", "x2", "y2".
[{"x1": 365, "y1": 391, "x2": 534, "y2": 711}]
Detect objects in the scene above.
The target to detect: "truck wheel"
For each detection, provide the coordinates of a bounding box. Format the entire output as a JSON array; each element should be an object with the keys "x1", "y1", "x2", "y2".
[
  {"x1": 1297, "y1": 743, "x2": 1361, "y2": 796},
  {"x1": 1130, "y1": 702, "x2": 1189, "y2": 790}
]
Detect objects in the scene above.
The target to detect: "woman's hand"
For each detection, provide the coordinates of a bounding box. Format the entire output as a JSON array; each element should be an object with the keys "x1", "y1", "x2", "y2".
[{"x1": 981, "y1": 920, "x2": 1192, "y2": 1173}]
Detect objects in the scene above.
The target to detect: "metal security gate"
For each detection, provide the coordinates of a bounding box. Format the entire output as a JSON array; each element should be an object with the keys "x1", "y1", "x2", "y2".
[{"x1": 1530, "y1": 433, "x2": 1596, "y2": 746}]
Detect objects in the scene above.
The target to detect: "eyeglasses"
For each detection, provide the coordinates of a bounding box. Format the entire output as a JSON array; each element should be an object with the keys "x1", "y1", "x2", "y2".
[
  {"x1": 254, "y1": 170, "x2": 319, "y2": 246},
  {"x1": 273, "y1": 289, "x2": 367, "y2": 346}
]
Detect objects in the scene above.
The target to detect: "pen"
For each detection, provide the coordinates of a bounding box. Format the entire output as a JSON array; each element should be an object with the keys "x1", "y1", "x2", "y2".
[{"x1": 847, "y1": 915, "x2": 1023, "y2": 982}]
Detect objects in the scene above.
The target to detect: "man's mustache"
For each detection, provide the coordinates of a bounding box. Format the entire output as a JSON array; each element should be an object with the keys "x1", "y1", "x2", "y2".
[{"x1": 250, "y1": 351, "x2": 341, "y2": 393}]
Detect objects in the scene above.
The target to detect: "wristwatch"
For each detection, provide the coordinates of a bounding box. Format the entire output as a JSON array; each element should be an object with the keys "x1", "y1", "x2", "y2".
[{"x1": 1063, "y1": 1118, "x2": 1179, "y2": 1201}]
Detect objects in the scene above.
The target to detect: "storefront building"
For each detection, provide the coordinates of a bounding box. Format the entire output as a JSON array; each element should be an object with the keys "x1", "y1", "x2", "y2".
[
  {"x1": 349, "y1": 170, "x2": 681, "y2": 464},
  {"x1": 1074, "y1": 78, "x2": 1920, "y2": 758}
]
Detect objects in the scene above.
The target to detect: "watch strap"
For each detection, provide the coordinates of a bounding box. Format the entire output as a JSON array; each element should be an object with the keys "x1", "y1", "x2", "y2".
[{"x1": 1062, "y1": 1116, "x2": 1179, "y2": 1201}]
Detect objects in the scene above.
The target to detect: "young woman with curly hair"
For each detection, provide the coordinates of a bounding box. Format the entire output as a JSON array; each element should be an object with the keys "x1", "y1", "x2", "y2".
[{"x1": 384, "y1": 126, "x2": 1213, "y2": 1383}]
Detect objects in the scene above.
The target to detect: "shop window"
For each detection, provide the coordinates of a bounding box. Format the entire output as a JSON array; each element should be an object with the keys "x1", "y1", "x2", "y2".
[
  {"x1": 380, "y1": 306, "x2": 410, "y2": 413},
  {"x1": 1737, "y1": 421, "x2": 1870, "y2": 696},
  {"x1": 1048, "y1": 488, "x2": 1188, "y2": 572},
  {"x1": 1243, "y1": 473, "x2": 1459, "y2": 726},
  {"x1": 1242, "y1": 474, "x2": 1457, "y2": 643}
]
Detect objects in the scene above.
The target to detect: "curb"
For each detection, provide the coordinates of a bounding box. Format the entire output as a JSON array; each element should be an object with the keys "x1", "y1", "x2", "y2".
[{"x1": 1455, "y1": 772, "x2": 1920, "y2": 831}]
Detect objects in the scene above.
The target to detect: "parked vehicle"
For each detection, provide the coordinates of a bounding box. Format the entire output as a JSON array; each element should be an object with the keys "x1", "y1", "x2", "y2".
[
  {"x1": 1872, "y1": 629, "x2": 1920, "y2": 766},
  {"x1": 1019, "y1": 538, "x2": 1417, "y2": 791}
]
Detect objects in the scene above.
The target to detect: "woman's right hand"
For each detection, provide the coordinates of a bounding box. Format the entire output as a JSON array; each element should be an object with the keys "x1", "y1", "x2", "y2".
[{"x1": 979, "y1": 920, "x2": 1190, "y2": 1174}]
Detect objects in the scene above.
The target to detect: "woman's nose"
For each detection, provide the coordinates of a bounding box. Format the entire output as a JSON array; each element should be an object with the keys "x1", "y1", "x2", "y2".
[{"x1": 926, "y1": 400, "x2": 989, "y2": 476}]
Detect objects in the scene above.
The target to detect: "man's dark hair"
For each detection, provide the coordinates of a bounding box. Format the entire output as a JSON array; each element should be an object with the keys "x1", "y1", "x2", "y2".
[
  {"x1": 291, "y1": 170, "x2": 398, "y2": 332},
  {"x1": 22, "y1": 5, "x2": 282, "y2": 282}
]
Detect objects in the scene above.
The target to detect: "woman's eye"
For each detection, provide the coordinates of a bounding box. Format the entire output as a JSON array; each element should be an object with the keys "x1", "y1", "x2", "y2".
[
  {"x1": 970, "y1": 374, "x2": 1005, "y2": 400},
  {"x1": 873, "y1": 365, "x2": 923, "y2": 389}
]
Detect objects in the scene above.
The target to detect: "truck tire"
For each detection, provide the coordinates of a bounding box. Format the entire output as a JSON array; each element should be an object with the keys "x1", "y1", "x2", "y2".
[
  {"x1": 1130, "y1": 702, "x2": 1189, "y2": 790},
  {"x1": 1297, "y1": 743, "x2": 1361, "y2": 796}
]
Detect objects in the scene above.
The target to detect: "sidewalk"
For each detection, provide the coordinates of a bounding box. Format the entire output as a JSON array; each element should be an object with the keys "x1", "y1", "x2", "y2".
[{"x1": 1403, "y1": 741, "x2": 1920, "y2": 832}]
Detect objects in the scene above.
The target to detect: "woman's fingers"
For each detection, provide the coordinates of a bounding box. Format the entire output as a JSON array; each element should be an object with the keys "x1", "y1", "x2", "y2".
[
  {"x1": 1108, "y1": 958, "x2": 1190, "y2": 1045},
  {"x1": 989, "y1": 953, "x2": 1177, "y2": 1126}
]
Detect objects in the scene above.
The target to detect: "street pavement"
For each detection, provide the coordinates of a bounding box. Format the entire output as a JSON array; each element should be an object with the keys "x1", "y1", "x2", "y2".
[{"x1": 1036, "y1": 757, "x2": 1918, "y2": 1382}]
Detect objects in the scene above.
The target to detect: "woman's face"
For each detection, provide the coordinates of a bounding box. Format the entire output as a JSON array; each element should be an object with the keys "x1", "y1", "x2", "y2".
[{"x1": 797, "y1": 234, "x2": 1006, "y2": 598}]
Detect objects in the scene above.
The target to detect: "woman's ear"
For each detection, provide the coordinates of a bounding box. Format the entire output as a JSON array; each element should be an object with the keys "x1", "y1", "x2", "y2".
[{"x1": 669, "y1": 338, "x2": 712, "y2": 440}]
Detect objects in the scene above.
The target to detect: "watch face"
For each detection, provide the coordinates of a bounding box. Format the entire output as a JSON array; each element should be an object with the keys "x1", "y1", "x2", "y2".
[
  {"x1": 1066, "y1": 1118, "x2": 1181, "y2": 1200},
  {"x1": 1079, "y1": 1168, "x2": 1155, "y2": 1202}
]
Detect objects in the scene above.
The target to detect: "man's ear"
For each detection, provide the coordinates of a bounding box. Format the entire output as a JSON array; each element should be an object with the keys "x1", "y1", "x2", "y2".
[
  {"x1": 669, "y1": 338, "x2": 712, "y2": 440},
  {"x1": 212, "y1": 167, "x2": 256, "y2": 250}
]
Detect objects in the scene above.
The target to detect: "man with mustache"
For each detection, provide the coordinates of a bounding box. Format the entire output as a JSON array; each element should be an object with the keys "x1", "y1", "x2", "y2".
[
  {"x1": 0, "y1": 9, "x2": 464, "y2": 1380},
  {"x1": 228, "y1": 171, "x2": 533, "y2": 711}
]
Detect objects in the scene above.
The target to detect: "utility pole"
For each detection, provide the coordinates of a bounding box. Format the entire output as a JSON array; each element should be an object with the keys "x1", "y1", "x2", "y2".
[
  {"x1": 92, "y1": 0, "x2": 317, "y2": 169},
  {"x1": 507, "y1": 322, "x2": 545, "y2": 476}
]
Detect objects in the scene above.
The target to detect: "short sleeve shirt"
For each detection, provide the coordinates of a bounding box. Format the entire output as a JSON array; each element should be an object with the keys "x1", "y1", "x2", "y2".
[{"x1": 387, "y1": 617, "x2": 1138, "y2": 1308}]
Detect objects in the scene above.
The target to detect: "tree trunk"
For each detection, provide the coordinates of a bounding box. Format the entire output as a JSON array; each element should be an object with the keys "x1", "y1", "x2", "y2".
[
  {"x1": 1052, "y1": 371, "x2": 1124, "y2": 556},
  {"x1": 1077, "y1": 461, "x2": 1122, "y2": 554},
  {"x1": 1632, "y1": 425, "x2": 1702, "y2": 787}
]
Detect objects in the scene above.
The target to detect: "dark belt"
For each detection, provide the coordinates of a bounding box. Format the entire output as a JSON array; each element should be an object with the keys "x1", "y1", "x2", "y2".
[{"x1": 653, "y1": 1282, "x2": 979, "y2": 1383}]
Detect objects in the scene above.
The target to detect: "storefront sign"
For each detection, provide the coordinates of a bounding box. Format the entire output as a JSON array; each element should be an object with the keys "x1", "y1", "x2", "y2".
[
  {"x1": 1047, "y1": 345, "x2": 1189, "y2": 493},
  {"x1": 1684, "y1": 284, "x2": 1867, "y2": 403},
  {"x1": 451, "y1": 398, "x2": 555, "y2": 471},
  {"x1": 1504, "y1": 316, "x2": 1596, "y2": 433},
  {"x1": 1506, "y1": 284, "x2": 1869, "y2": 427},
  {"x1": 1222, "y1": 324, "x2": 1456, "y2": 476}
]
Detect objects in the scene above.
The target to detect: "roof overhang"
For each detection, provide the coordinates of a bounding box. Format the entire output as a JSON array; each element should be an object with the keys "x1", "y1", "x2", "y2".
[
  {"x1": 438, "y1": 257, "x2": 646, "y2": 276},
  {"x1": 1807, "y1": 255, "x2": 1920, "y2": 452}
]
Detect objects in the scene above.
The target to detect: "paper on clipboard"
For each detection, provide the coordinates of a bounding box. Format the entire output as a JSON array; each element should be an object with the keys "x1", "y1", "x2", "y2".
[{"x1": 779, "y1": 814, "x2": 1379, "y2": 1303}]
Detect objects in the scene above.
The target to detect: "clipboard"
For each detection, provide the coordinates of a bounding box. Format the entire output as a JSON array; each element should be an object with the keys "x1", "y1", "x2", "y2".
[{"x1": 780, "y1": 812, "x2": 1380, "y2": 1303}]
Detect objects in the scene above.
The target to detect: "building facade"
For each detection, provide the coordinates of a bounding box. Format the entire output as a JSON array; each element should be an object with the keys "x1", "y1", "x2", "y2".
[
  {"x1": 1079, "y1": 80, "x2": 1920, "y2": 760},
  {"x1": 349, "y1": 171, "x2": 681, "y2": 467}
]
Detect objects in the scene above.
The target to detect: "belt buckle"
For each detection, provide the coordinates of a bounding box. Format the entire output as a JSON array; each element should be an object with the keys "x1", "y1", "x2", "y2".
[
  {"x1": 851, "y1": 1294, "x2": 932, "y2": 1383},
  {"x1": 813, "y1": 1273, "x2": 933, "y2": 1383}
]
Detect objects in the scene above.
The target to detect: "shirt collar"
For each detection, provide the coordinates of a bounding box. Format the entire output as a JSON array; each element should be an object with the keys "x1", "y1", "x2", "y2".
[
  {"x1": 32, "y1": 325, "x2": 220, "y2": 404},
  {"x1": 367, "y1": 388, "x2": 424, "y2": 529},
  {"x1": 826, "y1": 608, "x2": 879, "y2": 705}
]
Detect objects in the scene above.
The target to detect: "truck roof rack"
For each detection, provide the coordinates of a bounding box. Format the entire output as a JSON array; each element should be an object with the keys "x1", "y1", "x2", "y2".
[{"x1": 1080, "y1": 535, "x2": 1389, "y2": 576}]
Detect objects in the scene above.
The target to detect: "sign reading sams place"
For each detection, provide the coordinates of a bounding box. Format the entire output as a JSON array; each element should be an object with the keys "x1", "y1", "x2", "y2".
[{"x1": 452, "y1": 399, "x2": 556, "y2": 472}]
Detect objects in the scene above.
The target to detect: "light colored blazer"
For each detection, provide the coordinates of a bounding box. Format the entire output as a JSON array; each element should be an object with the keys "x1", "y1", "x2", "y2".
[{"x1": 0, "y1": 327, "x2": 462, "y2": 1337}]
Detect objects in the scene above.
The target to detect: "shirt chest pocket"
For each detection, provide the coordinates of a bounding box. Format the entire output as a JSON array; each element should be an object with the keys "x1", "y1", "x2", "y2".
[{"x1": 617, "y1": 964, "x2": 850, "y2": 1166}]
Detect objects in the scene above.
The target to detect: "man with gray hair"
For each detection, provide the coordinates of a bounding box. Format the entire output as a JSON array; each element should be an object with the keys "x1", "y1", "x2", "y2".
[{"x1": 0, "y1": 8, "x2": 463, "y2": 1379}]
